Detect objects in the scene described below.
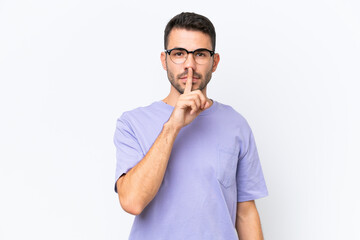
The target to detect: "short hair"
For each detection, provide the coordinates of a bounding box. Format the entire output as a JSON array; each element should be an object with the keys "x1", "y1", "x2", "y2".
[{"x1": 164, "y1": 12, "x2": 216, "y2": 51}]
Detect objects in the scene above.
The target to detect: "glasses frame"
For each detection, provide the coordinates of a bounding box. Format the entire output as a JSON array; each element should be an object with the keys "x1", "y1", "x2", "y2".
[{"x1": 165, "y1": 47, "x2": 215, "y2": 65}]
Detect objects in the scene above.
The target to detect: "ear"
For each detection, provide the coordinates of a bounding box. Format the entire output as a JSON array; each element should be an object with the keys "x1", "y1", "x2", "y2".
[
  {"x1": 211, "y1": 53, "x2": 220, "y2": 72},
  {"x1": 160, "y1": 52, "x2": 167, "y2": 70}
]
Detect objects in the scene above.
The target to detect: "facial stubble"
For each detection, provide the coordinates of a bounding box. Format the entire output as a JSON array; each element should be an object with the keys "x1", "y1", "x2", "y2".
[{"x1": 166, "y1": 61, "x2": 213, "y2": 94}]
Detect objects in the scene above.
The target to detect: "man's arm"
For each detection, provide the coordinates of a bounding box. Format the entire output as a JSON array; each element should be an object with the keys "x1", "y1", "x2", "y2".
[
  {"x1": 116, "y1": 121, "x2": 180, "y2": 215},
  {"x1": 116, "y1": 68, "x2": 211, "y2": 215},
  {"x1": 235, "y1": 200, "x2": 264, "y2": 240}
]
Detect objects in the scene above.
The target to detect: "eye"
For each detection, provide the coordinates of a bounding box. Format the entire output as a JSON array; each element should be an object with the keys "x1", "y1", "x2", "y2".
[
  {"x1": 195, "y1": 51, "x2": 208, "y2": 57},
  {"x1": 171, "y1": 50, "x2": 185, "y2": 57}
]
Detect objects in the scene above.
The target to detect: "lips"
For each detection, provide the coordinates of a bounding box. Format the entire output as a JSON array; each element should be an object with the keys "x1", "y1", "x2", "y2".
[
  {"x1": 181, "y1": 78, "x2": 198, "y2": 83},
  {"x1": 180, "y1": 76, "x2": 199, "y2": 81}
]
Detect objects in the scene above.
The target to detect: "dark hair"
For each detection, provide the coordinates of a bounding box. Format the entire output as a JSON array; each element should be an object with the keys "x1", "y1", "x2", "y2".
[{"x1": 164, "y1": 12, "x2": 216, "y2": 51}]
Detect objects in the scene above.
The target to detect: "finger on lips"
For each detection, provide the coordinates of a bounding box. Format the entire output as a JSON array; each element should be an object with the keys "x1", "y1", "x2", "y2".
[
  {"x1": 184, "y1": 68, "x2": 193, "y2": 94},
  {"x1": 183, "y1": 68, "x2": 211, "y2": 113}
]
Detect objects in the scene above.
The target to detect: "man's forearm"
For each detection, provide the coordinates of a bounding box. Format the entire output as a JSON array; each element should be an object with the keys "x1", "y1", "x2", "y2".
[
  {"x1": 236, "y1": 205, "x2": 264, "y2": 240},
  {"x1": 116, "y1": 121, "x2": 180, "y2": 215}
]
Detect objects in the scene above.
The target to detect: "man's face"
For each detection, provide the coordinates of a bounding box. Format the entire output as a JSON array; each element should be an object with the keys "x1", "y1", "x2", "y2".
[{"x1": 161, "y1": 28, "x2": 220, "y2": 94}]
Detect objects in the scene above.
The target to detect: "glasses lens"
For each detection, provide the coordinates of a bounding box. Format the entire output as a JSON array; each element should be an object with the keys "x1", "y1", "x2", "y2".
[
  {"x1": 194, "y1": 50, "x2": 211, "y2": 64},
  {"x1": 170, "y1": 49, "x2": 187, "y2": 64}
]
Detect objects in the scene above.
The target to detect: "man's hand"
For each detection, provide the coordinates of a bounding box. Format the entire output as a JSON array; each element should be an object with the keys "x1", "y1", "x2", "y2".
[{"x1": 168, "y1": 68, "x2": 212, "y2": 130}]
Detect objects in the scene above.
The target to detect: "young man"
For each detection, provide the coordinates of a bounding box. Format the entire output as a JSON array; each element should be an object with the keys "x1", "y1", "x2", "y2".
[{"x1": 114, "y1": 12, "x2": 268, "y2": 240}]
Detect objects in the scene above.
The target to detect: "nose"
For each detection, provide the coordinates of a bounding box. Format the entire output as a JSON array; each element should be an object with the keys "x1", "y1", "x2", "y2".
[{"x1": 184, "y1": 53, "x2": 197, "y2": 71}]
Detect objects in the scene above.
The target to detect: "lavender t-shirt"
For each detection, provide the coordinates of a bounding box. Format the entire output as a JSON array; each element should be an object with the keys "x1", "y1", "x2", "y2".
[{"x1": 113, "y1": 100, "x2": 268, "y2": 240}]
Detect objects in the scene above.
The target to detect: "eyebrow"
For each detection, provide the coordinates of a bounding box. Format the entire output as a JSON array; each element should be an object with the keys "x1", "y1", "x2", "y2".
[
  {"x1": 171, "y1": 46, "x2": 211, "y2": 50},
  {"x1": 169, "y1": 47, "x2": 213, "y2": 52}
]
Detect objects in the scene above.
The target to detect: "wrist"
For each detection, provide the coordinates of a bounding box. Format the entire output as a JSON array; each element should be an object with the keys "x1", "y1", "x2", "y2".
[{"x1": 163, "y1": 120, "x2": 182, "y2": 134}]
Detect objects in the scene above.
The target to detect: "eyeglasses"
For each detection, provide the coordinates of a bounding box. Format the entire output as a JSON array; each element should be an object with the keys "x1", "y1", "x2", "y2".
[{"x1": 165, "y1": 48, "x2": 215, "y2": 65}]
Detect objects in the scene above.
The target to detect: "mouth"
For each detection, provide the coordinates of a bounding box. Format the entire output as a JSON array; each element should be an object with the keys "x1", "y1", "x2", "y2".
[{"x1": 180, "y1": 76, "x2": 199, "y2": 83}]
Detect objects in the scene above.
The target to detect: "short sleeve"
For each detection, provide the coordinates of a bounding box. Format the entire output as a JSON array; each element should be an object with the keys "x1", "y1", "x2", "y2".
[
  {"x1": 113, "y1": 113, "x2": 144, "y2": 193},
  {"x1": 236, "y1": 127, "x2": 268, "y2": 202}
]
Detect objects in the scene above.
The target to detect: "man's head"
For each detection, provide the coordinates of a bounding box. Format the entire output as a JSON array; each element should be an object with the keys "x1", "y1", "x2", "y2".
[
  {"x1": 161, "y1": 12, "x2": 220, "y2": 95},
  {"x1": 164, "y1": 12, "x2": 216, "y2": 51}
]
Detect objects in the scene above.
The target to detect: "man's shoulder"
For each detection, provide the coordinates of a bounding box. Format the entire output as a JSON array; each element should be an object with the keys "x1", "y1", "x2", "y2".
[
  {"x1": 214, "y1": 101, "x2": 255, "y2": 138},
  {"x1": 215, "y1": 101, "x2": 248, "y2": 124},
  {"x1": 117, "y1": 101, "x2": 158, "y2": 120}
]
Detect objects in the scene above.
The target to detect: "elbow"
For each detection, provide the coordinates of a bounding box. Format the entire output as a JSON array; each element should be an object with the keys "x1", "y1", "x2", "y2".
[
  {"x1": 116, "y1": 178, "x2": 144, "y2": 215},
  {"x1": 119, "y1": 196, "x2": 143, "y2": 216}
]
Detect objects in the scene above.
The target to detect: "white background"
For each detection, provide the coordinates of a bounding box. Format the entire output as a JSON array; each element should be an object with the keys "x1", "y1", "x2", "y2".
[{"x1": 1, "y1": 0, "x2": 359, "y2": 239}]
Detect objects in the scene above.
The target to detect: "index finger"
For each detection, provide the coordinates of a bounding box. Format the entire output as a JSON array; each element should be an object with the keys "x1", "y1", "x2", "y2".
[{"x1": 184, "y1": 68, "x2": 193, "y2": 94}]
